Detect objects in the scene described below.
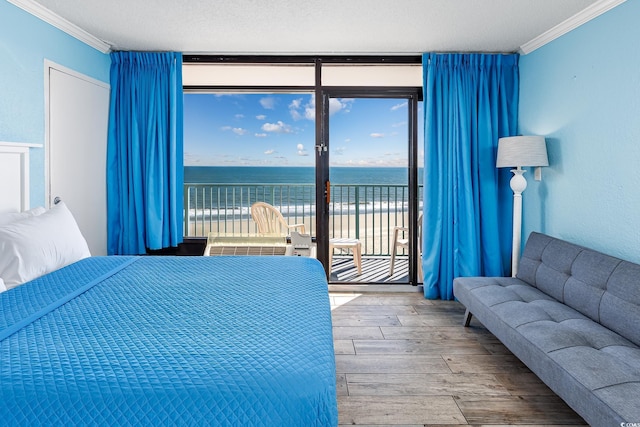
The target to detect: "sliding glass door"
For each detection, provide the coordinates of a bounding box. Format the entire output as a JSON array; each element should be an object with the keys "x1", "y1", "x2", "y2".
[{"x1": 318, "y1": 90, "x2": 422, "y2": 284}]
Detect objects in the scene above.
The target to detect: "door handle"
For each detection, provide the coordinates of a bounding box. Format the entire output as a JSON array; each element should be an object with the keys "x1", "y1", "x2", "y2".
[{"x1": 325, "y1": 181, "x2": 331, "y2": 205}]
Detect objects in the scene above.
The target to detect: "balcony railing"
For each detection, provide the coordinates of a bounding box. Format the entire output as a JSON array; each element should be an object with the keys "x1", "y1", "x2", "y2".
[{"x1": 184, "y1": 183, "x2": 422, "y2": 256}]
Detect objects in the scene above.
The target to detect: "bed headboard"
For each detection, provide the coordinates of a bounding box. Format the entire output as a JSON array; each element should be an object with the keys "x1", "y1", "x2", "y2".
[{"x1": 0, "y1": 142, "x2": 41, "y2": 214}]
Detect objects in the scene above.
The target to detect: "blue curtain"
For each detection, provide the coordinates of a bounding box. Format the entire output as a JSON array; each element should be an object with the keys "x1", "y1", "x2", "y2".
[
  {"x1": 422, "y1": 53, "x2": 519, "y2": 300},
  {"x1": 107, "y1": 52, "x2": 184, "y2": 255}
]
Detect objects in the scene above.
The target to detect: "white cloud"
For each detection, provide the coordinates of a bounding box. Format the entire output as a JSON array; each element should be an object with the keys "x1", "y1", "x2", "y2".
[
  {"x1": 334, "y1": 147, "x2": 347, "y2": 155},
  {"x1": 304, "y1": 98, "x2": 315, "y2": 120},
  {"x1": 260, "y1": 97, "x2": 276, "y2": 110},
  {"x1": 289, "y1": 98, "x2": 305, "y2": 121},
  {"x1": 255, "y1": 133, "x2": 267, "y2": 138},
  {"x1": 340, "y1": 159, "x2": 376, "y2": 166},
  {"x1": 337, "y1": 98, "x2": 354, "y2": 114},
  {"x1": 290, "y1": 109, "x2": 303, "y2": 121},
  {"x1": 324, "y1": 97, "x2": 353, "y2": 117},
  {"x1": 370, "y1": 133, "x2": 385, "y2": 138},
  {"x1": 222, "y1": 125, "x2": 248, "y2": 135},
  {"x1": 297, "y1": 144, "x2": 304, "y2": 151},
  {"x1": 297, "y1": 143, "x2": 308, "y2": 156},
  {"x1": 256, "y1": 114, "x2": 266, "y2": 120},
  {"x1": 235, "y1": 114, "x2": 244, "y2": 119},
  {"x1": 262, "y1": 121, "x2": 292, "y2": 133},
  {"x1": 391, "y1": 101, "x2": 407, "y2": 111},
  {"x1": 289, "y1": 96, "x2": 313, "y2": 121},
  {"x1": 392, "y1": 121, "x2": 407, "y2": 128},
  {"x1": 265, "y1": 149, "x2": 275, "y2": 155},
  {"x1": 288, "y1": 95, "x2": 354, "y2": 121}
]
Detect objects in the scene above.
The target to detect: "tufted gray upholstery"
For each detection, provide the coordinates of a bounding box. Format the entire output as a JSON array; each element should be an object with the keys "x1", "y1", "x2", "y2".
[{"x1": 454, "y1": 232, "x2": 640, "y2": 427}]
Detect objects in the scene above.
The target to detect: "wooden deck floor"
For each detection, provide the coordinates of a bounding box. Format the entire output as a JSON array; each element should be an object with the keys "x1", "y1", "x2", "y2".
[
  {"x1": 330, "y1": 291, "x2": 587, "y2": 426},
  {"x1": 331, "y1": 256, "x2": 413, "y2": 284}
]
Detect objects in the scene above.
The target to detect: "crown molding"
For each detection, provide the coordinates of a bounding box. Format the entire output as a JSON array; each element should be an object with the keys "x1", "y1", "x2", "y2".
[
  {"x1": 7, "y1": 0, "x2": 111, "y2": 54},
  {"x1": 520, "y1": 0, "x2": 627, "y2": 54}
]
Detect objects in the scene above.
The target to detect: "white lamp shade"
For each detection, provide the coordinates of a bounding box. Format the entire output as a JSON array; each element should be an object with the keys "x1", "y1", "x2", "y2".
[{"x1": 496, "y1": 136, "x2": 549, "y2": 168}]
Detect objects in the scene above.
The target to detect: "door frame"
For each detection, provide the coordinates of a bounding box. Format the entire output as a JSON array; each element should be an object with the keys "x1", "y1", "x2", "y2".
[{"x1": 316, "y1": 86, "x2": 421, "y2": 284}]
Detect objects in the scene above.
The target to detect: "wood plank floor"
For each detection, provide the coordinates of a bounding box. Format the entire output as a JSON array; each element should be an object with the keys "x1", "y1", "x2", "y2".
[
  {"x1": 331, "y1": 256, "x2": 411, "y2": 284},
  {"x1": 330, "y1": 291, "x2": 588, "y2": 426}
]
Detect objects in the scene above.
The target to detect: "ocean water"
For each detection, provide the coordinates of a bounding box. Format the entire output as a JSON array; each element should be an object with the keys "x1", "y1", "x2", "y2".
[
  {"x1": 184, "y1": 166, "x2": 410, "y2": 185},
  {"x1": 184, "y1": 166, "x2": 421, "y2": 220}
]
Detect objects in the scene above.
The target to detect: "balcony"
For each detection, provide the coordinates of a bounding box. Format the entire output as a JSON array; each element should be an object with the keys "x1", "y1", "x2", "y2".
[{"x1": 184, "y1": 183, "x2": 422, "y2": 283}]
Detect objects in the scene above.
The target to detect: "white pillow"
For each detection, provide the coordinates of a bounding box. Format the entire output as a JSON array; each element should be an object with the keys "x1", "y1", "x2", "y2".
[
  {"x1": 0, "y1": 202, "x2": 91, "y2": 289},
  {"x1": 0, "y1": 206, "x2": 47, "y2": 227}
]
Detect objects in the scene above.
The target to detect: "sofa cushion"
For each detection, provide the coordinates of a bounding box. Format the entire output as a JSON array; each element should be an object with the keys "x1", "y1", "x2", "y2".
[
  {"x1": 550, "y1": 345, "x2": 640, "y2": 401},
  {"x1": 516, "y1": 232, "x2": 551, "y2": 286},
  {"x1": 594, "y1": 382, "x2": 640, "y2": 425},
  {"x1": 519, "y1": 318, "x2": 636, "y2": 354},
  {"x1": 600, "y1": 261, "x2": 640, "y2": 347},
  {"x1": 563, "y1": 249, "x2": 620, "y2": 322},
  {"x1": 493, "y1": 299, "x2": 588, "y2": 330},
  {"x1": 463, "y1": 279, "x2": 553, "y2": 307},
  {"x1": 517, "y1": 232, "x2": 582, "y2": 301},
  {"x1": 517, "y1": 232, "x2": 640, "y2": 348}
]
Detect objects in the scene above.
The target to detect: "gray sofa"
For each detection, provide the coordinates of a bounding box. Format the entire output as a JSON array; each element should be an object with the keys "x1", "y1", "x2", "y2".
[{"x1": 454, "y1": 232, "x2": 640, "y2": 427}]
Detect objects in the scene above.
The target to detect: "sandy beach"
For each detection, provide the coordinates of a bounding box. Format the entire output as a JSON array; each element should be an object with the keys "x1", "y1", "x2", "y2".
[{"x1": 187, "y1": 211, "x2": 413, "y2": 256}]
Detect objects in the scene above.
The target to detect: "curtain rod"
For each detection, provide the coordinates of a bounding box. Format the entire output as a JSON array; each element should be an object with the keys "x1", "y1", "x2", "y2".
[{"x1": 183, "y1": 55, "x2": 422, "y2": 64}]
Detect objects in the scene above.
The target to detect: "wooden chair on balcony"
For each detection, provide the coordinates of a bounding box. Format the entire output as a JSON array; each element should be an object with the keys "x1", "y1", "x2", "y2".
[
  {"x1": 250, "y1": 202, "x2": 306, "y2": 237},
  {"x1": 389, "y1": 214, "x2": 423, "y2": 279}
]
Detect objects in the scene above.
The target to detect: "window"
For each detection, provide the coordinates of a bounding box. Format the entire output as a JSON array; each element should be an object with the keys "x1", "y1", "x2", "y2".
[{"x1": 182, "y1": 57, "x2": 424, "y2": 284}]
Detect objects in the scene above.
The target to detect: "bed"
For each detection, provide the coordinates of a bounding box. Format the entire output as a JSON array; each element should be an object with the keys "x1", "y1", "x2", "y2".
[
  {"x1": 0, "y1": 146, "x2": 338, "y2": 426},
  {"x1": 0, "y1": 148, "x2": 338, "y2": 426},
  {"x1": 0, "y1": 255, "x2": 338, "y2": 425}
]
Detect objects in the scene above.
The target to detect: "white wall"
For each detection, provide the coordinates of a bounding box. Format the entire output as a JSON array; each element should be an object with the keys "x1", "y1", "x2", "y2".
[{"x1": 518, "y1": 0, "x2": 640, "y2": 262}]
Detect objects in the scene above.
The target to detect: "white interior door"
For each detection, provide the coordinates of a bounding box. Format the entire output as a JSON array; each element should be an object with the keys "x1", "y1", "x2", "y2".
[{"x1": 47, "y1": 63, "x2": 110, "y2": 256}]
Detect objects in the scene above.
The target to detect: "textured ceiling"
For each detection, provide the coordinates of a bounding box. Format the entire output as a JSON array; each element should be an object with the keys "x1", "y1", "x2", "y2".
[{"x1": 29, "y1": 0, "x2": 602, "y2": 54}]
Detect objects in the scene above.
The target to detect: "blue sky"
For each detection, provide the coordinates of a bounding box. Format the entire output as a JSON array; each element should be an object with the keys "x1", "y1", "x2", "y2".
[{"x1": 184, "y1": 93, "x2": 423, "y2": 167}]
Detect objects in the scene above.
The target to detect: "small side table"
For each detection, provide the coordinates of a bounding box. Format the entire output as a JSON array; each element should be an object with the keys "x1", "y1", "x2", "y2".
[{"x1": 329, "y1": 238, "x2": 362, "y2": 275}]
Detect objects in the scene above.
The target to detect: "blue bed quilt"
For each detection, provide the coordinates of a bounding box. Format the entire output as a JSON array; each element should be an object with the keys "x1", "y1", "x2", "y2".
[{"x1": 0, "y1": 256, "x2": 337, "y2": 426}]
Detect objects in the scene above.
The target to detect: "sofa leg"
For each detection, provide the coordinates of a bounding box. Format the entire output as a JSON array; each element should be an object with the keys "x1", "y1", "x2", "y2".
[{"x1": 463, "y1": 309, "x2": 473, "y2": 327}]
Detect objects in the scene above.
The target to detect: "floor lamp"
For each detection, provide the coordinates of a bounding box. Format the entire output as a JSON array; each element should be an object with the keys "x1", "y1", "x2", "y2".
[{"x1": 496, "y1": 136, "x2": 549, "y2": 277}]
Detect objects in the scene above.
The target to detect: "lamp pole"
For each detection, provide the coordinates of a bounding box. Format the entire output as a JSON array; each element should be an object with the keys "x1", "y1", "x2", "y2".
[{"x1": 509, "y1": 166, "x2": 527, "y2": 277}]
